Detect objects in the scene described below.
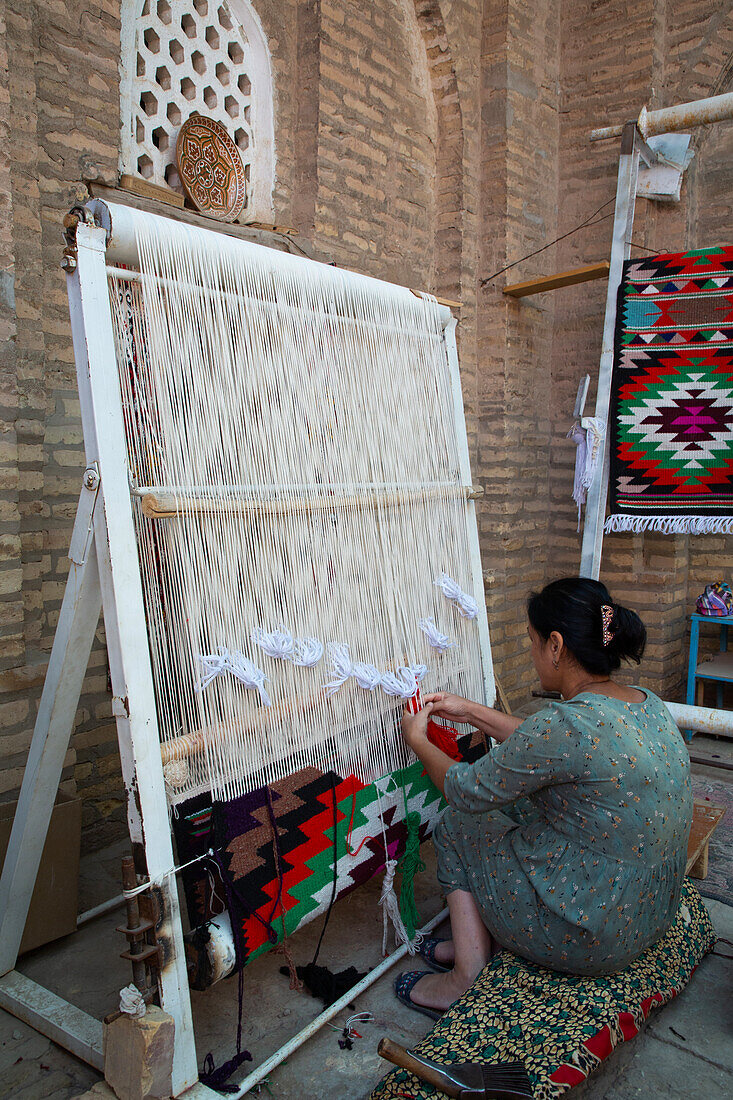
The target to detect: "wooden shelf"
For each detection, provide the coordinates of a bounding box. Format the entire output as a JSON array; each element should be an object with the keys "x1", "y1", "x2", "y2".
[
  {"x1": 695, "y1": 652, "x2": 733, "y2": 682},
  {"x1": 503, "y1": 261, "x2": 610, "y2": 298}
]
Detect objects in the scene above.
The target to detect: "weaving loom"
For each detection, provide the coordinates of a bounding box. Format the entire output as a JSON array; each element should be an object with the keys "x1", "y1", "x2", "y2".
[
  {"x1": 0, "y1": 198, "x2": 493, "y2": 1095},
  {"x1": 103, "y1": 205, "x2": 494, "y2": 962}
]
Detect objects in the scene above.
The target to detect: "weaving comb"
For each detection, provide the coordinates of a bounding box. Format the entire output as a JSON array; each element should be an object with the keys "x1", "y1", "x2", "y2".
[{"x1": 378, "y1": 1038, "x2": 533, "y2": 1100}]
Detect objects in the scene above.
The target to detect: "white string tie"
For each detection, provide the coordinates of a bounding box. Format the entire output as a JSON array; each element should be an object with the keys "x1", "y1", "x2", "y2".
[
  {"x1": 380, "y1": 664, "x2": 427, "y2": 699},
  {"x1": 251, "y1": 626, "x2": 295, "y2": 660},
  {"x1": 352, "y1": 662, "x2": 382, "y2": 690},
  {"x1": 434, "y1": 572, "x2": 479, "y2": 619},
  {"x1": 196, "y1": 649, "x2": 271, "y2": 704},
  {"x1": 122, "y1": 848, "x2": 216, "y2": 900},
  {"x1": 228, "y1": 651, "x2": 272, "y2": 707},
  {"x1": 119, "y1": 984, "x2": 147, "y2": 1019},
  {"x1": 327, "y1": 1011, "x2": 374, "y2": 1036},
  {"x1": 325, "y1": 643, "x2": 353, "y2": 696},
  {"x1": 291, "y1": 636, "x2": 324, "y2": 667},
  {"x1": 418, "y1": 617, "x2": 456, "y2": 654},
  {"x1": 196, "y1": 650, "x2": 232, "y2": 691}
]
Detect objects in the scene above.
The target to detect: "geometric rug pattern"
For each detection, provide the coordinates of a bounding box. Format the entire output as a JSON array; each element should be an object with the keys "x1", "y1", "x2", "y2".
[
  {"x1": 173, "y1": 730, "x2": 485, "y2": 965},
  {"x1": 606, "y1": 246, "x2": 733, "y2": 534}
]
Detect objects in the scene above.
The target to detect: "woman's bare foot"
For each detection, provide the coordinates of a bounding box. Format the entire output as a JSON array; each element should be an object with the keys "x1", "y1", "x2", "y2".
[{"x1": 408, "y1": 965, "x2": 478, "y2": 1013}]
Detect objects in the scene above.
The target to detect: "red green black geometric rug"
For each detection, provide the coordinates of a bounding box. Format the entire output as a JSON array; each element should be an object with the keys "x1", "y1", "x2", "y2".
[{"x1": 606, "y1": 246, "x2": 733, "y2": 534}]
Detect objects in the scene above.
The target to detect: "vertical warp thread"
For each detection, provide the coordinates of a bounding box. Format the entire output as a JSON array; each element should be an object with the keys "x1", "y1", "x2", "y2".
[
  {"x1": 264, "y1": 784, "x2": 303, "y2": 992},
  {"x1": 311, "y1": 772, "x2": 339, "y2": 968}
]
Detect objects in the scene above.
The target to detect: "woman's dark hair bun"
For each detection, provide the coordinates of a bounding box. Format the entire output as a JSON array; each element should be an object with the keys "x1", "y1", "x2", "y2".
[
  {"x1": 527, "y1": 577, "x2": 646, "y2": 676},
  {"x1": 608, "y1": 602, "x2": 646, "y2": 666}
]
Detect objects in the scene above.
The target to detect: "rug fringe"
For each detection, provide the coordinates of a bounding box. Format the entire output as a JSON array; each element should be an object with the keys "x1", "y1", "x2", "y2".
[{"x1": 604, "y1": 515, "x2": 733, "y2": 535}]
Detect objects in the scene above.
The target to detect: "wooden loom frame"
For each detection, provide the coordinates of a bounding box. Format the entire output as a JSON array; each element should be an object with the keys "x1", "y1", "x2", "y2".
[{"x1": 0, "y1": 199, "x2": 495, "y2": 1098}]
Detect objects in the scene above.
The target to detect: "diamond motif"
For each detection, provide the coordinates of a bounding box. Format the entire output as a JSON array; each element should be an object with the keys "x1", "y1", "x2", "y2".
[{"x1": 609, "y1": 246, "x2": 733, "y2": 523}]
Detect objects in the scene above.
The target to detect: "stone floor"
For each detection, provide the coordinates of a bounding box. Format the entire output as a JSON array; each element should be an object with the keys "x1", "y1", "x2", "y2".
[{"x1": 0, "y1": 735, "x2": 731, "y2": 1100}]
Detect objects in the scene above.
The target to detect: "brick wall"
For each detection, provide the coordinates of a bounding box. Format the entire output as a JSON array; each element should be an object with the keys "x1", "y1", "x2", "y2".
[
  {"x1": 0, "y1": 0, "x2": 731, "y2": 850},
  {"x1": 477, "y1": 0, "x2": 561, "y2": 703},
  {"x1": 0, "y1": 0, "x2": 125, "y2": 847},
  {"x1": 546, "y1": 0, "x2": 733, "y2": 702}
]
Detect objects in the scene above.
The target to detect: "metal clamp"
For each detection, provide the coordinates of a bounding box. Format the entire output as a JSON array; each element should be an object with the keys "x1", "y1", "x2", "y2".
[
  {"x1": 68, "y1": 463, "x2": 101, "y2": 566},
  {"x1": 61, "y1": 205, "x2": 96, "y2": 273}
]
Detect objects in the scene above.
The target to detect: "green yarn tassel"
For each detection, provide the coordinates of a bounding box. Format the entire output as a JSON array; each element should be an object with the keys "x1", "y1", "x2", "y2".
[{"x1": 398, "y1": 811, "x2": 425, "y2": 940}]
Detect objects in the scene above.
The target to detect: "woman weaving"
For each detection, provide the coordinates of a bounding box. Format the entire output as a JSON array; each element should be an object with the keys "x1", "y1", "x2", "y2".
[{"x1": 395, "y1": 577, "x2": 692, "y2": 1019}]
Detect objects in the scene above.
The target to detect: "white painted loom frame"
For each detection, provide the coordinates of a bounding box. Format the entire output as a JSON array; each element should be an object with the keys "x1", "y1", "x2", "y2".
[{"x1": 0, "y1": 199, "x2": 494, "y2": 1097}]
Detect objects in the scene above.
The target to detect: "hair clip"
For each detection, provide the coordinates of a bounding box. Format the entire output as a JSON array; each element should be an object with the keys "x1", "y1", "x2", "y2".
[{"x1": 601, "y1": 604, "x2": 614, "y2": 646}]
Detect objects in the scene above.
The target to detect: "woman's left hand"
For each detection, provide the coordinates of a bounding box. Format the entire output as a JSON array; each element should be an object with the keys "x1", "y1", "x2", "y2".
[{"x1": 401, "y1": 701, "x2": 434, "y2": 751}]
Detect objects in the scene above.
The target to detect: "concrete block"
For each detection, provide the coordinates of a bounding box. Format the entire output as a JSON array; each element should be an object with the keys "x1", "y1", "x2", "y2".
[
  {"x1": 103, "y1": 1007, "x2": 174, "y2": 1100},
  {"x1": 77, "y1": 1084, "x2": 118, "y2": 1099}
]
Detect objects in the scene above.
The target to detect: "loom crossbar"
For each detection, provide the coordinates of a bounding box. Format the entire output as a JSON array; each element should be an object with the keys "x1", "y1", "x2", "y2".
[{"x1": 139, "y1": 483, "x2": 484, "y2": 519}]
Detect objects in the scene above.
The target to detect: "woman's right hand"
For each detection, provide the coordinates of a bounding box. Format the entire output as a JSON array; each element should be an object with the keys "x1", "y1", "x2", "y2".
[{"x1": 422, "y1": 692, "x2": 474, "y2": 724}]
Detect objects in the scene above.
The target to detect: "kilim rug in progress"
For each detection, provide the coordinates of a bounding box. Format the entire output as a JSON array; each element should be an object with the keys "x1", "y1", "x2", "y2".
[
  {"x1": 606, "y1": 246, "x2": 733, "y2": 534},
  {"x1": 173, "y1": 730, "x2": 486, "y2": 967}
]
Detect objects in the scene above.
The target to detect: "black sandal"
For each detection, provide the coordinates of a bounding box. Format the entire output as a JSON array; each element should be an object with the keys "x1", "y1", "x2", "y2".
[
  {"x1": 393, "y1": 971, "x2": 443, "y2": 1021},
  {"x1": 417, "y1": 936, "x2": 451, "y2": 973}
]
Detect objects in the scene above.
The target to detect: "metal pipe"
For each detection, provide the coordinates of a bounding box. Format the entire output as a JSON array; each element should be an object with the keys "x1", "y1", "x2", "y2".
[
  {"x1": 227, "y1": 907, "x2": 449, "y2": 1098},
  {"x1": 76, "y1": 893, "x2": 125, "y2": 927},
  {"x1": 591, "y1": 91, "x2": 733, "y2": 141},
  {"x1": 689, "y1": 753, "x2": 733, "y2": 773},
  {"x1": 664, "y1": 701, "x2": 733, "y2": 738}
]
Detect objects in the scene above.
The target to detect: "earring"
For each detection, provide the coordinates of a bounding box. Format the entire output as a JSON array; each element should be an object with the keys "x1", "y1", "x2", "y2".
[{"x1": 552, "y1": 659, "x2": 559, "y2": 670}]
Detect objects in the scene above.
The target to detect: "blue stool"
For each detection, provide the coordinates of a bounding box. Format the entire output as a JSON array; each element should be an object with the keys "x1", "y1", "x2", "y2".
[{"x1": 685, "y1": 612, "x2": 733, "y2": 740}]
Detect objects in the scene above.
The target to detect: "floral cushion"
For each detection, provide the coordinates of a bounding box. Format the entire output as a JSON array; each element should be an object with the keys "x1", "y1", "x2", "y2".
[{"x1": 370, "y1": 880, "x2": 715, "y2": 1100}]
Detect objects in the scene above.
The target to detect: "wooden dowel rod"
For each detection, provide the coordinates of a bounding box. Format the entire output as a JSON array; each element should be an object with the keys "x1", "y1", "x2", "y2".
[
  {"x1": 140, "y1": 484, "x2": 484, "y2": 520},
  {"x1": 161, "y1": 695, "x2": 323, "y2": 767},
  {"x1": 409, "y1": 288, "x2": 460, "y2": 309},
  {"x1": 377, "y1": 1039, "x2": 461, "y2": 1098},
  {"x1": 503, "y1": 261, "x2": 610, "y2": 298}
]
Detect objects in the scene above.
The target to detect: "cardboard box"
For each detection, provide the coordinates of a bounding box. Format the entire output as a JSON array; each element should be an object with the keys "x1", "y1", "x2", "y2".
[{"x1": 0, "y1": 792, "x2": 82, "y2": 954}]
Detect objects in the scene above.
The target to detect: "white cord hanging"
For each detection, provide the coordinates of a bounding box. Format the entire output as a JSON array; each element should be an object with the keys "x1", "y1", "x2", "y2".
[{"x1": 196, "y1": 649, "x2": 271, "y2": 706}]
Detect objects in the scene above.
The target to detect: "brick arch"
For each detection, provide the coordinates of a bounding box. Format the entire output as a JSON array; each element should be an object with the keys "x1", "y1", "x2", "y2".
[{"x1": 412, "y1": 0, "x2": 465, "y2": 301}]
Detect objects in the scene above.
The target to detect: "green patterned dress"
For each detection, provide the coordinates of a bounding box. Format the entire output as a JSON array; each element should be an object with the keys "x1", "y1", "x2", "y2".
[{"x1": 435, "y1": 690, "x2": 692, "y2": 975}]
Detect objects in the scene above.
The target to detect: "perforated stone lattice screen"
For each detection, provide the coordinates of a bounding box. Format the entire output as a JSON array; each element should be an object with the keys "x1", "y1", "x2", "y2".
[{"x1": 121, "y1": 0, "x2": 274, "y2": 221}]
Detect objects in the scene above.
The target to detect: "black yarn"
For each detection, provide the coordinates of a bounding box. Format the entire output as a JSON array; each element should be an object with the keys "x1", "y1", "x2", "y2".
[
  {"x1": 527, "y1": 577, "x2": 646, "y2": 675},
  {"x1": 310, "y1": 773, "x2": 340, "y2": 968},
  {"x1": 199, "y1": 850, "x2": 256, "y2": 1092},
  {"x1": 199, "y1": 1049, "x2": 253, "y2": 1094},
  {"x1": 279, "y1": 961, "x2": 368, "y2": 1008}
]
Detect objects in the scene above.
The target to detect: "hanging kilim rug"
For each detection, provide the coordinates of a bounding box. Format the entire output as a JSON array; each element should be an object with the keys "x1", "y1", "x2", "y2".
[{"x1": 606, "y1": 245, "x2": 733, "y2": 534}]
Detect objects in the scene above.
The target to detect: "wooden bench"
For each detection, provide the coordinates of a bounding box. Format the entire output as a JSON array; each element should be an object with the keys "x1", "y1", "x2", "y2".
[{"x1": 686, "y1": 799, "x2": 726, "y2": 879}]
